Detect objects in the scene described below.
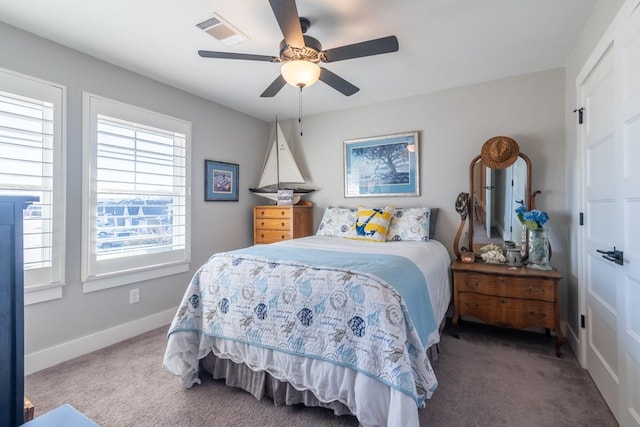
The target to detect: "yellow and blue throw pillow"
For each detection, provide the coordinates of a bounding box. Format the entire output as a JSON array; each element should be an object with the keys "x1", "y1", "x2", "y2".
[{"x1": 347, "y1": 205, "x2": 395, "y2": 242}]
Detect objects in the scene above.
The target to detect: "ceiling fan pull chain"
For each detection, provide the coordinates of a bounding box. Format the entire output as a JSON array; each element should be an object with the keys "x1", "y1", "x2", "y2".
[{"x1": 298, "y1": 86, "x2": 303, "y2": 136}]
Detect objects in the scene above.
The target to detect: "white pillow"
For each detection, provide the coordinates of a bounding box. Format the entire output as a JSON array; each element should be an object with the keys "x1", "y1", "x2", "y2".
[
  {"x1": 315, "y1": 206, "x2": 356, "y2": 237},
  {"x1": 386, "y1": 207, "x2": 431, "y2": 241}
]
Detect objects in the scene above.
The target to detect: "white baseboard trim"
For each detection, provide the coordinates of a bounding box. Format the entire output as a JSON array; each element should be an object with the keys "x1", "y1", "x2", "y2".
[
  {"x1": 25, "y1": 307, "x2": 177, "y2": 375},
  {"x1": 565, "y1": 320, "x2": 583, "y2": 367}
]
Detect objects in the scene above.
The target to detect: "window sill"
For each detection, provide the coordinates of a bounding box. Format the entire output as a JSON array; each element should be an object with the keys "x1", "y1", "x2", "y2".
[
  {"x1": 25, "y1": 284, "x2": 63, "y2": 305},
  {"x1": 82, "y1": 261, "x2": 189, "y2": 293}
]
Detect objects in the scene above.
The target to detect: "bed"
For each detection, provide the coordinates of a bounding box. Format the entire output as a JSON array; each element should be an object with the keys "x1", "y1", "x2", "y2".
[{"x1": 163, "y1": 206, "x2": 451, "y2": 426}]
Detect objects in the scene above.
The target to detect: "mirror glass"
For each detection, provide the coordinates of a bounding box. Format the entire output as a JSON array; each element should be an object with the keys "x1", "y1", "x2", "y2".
[{"x1": 469, "y1": 154, "x2": 530, "y2": 253}]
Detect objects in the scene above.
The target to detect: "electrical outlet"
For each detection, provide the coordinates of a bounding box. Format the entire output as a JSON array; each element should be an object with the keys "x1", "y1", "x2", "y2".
[{"x1": 129, "y1": 288, "x2": 140, "y2": 304}]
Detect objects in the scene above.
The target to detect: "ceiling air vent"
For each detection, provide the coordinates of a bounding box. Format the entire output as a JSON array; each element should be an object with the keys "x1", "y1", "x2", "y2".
[{"x1": 196, "y1": 13, "x2": 248, "y2": 47}]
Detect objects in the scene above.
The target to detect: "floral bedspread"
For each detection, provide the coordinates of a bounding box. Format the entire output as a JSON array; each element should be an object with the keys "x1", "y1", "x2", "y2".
[{"x1": 167, "y1": 246, "x2": 438, "y2": 404}]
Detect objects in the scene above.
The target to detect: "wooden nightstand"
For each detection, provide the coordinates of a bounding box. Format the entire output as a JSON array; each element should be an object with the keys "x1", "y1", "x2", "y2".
[
  {"x1": 254, "y1": 204, "x2": 312, "y2": 244},
  {"x1": 451, "y1": 260, "x2": 564, "y2": 356}
]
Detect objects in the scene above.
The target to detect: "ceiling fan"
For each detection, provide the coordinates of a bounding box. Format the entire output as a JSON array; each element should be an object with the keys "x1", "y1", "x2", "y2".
[{"x1": 198, "y1": 0, "x2": 399, "y2": 97}]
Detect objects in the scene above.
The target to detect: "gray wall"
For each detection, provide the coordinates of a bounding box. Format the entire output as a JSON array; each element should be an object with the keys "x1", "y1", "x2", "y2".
[
  {"x1": 0, "y1": 22, "x2": 268, "y2": 358},
  {"x1": 563, "y1": 0, "x2": 625, "y2": 355},
  {"x1": 282, "y1": 68, "x2": 566, "y2": 278}
]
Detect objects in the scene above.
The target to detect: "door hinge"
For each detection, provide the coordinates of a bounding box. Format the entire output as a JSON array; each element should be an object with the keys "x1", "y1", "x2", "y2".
[
  {"x1": 581, "y1": 315, "x2": 586, "y2": 329},
  {"x1": 579, "y1": 212, "x2": 584, "y2": 226},
  {"x1": 573, "y1": 107, "x2": 584, "y2": 124}
]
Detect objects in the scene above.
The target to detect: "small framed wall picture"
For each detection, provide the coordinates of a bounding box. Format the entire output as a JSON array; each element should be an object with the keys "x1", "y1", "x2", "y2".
[{"x1": 205, "y1": 160, "x2": 239, "y2": 201}]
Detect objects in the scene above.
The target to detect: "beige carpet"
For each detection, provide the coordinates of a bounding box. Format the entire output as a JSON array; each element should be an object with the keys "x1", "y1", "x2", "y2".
[{"x1": 25, "y1": 320, "x2": 617, "y2": 426}]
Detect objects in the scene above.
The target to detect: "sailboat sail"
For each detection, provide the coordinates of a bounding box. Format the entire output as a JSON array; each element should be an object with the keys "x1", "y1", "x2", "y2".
[
  {"x1": 257, "y1": 123, "x2": 304, "y2": 188},
  {"x1": 250, "y1": 121, "x2": 314, "y2": 203}
]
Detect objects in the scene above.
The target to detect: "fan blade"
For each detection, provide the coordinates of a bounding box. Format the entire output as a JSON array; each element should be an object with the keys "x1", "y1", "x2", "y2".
[
  {"x1": 198, "y1": 50, "x2": 278, "y2": 62},
  {"x1": 269, "y1": 0, "x2": 305, "y2": 49},
  {"x1": 319, "y1": 68, "x2": 359, "y2": 96},
  {"x1": 260, "y1": 75, "x2": 287, "y2": 97},
  {"x1": 322, "y1": 36, "x2": 399, "y2": 63}
]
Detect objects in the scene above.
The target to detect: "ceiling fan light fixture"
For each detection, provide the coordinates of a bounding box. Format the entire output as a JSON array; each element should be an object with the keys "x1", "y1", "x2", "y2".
[{"x1": 281, "y1": 60, "x2": 321, "y2": 88}]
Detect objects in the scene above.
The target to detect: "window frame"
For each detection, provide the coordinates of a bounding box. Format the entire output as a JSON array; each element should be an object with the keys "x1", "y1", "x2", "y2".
[
  {"x1": 81, "y1": 92, "x2": 191, "y2": 292},
  {"x1": 0, "y1": 67, "x2": 66, "y2": 305}
]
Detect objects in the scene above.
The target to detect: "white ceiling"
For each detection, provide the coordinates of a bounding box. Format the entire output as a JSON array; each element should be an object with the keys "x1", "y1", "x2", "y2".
[{"x1": 0, "y1": 0, "x2": 596, "y2": 121}]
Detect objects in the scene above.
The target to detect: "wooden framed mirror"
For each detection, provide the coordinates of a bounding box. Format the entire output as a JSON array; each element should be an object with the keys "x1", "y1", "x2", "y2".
[
  {"x1": 454, "y1": 153, "x2": 533, "y2": 258},
  {"x1": 467, "y1": 152, "x2": 531, "y2": 254}
]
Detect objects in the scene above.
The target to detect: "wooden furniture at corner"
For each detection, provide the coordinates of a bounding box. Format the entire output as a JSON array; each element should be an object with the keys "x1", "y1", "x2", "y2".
[
  {"x1": 451, "y1": 260, "x2": 564, "y2": 356},
  {"x1": 23, "y1": 397, "x2": 34, "y2": 422},
  {"x1": 254, "y1": 204, "x2": 312, "y2": 244}
]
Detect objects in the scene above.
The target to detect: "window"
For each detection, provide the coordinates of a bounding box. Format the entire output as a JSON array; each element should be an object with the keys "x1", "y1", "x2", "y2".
[
  {"x1": 82, "y1": 93, "x2": 191, "y2": 292},
  {"x1": 0, "y1": 68, "x2": 66, "y2": 304}
]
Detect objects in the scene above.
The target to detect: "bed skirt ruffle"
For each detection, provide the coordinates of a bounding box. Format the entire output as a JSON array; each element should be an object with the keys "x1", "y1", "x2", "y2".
[{"x1": 200, "y1": 352, "x2": 354, "y2": 417}]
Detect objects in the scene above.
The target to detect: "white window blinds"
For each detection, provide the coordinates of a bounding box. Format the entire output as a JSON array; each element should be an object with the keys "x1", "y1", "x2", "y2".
[
  {"x1": 0, "y1": 69, "x2": 65, "y2": 304},
  {"x1": 82, "y1": 93, "x2": 190, "y2": 291}
]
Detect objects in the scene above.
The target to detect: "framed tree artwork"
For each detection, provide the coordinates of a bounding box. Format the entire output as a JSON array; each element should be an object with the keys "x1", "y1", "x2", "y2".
[{"x1": 343, "y1": 131, "x2": 419, "y2": 197}]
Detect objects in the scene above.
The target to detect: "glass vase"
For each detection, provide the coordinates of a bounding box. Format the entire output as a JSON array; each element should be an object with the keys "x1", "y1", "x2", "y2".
[{"x1": 527, "y1": 228, "x2": 551, "y2": 270}]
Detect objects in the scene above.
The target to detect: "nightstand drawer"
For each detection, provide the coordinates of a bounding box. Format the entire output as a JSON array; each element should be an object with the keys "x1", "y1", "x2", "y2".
[
  {"x1": 455, "y1": 272, "x2": 555, "y2": 302},
  {"x1": 255, "y1": 207, "x2": 291, "y2": 219},
  {"x1": 255, "y1": 229, "x2": 292, "y2": 243},
  {"x1": 255, "y1": 218, "x2": 291, "y2": 230},
  {"x1": 457, "y1": 292, "x2": 555, "y2": 330},
  {"x1": 451, "y1": 260, "x2": 563, "y2": 356},
  {"x1": 253, "y1": 204, "x2": 312, "y2": 245}
]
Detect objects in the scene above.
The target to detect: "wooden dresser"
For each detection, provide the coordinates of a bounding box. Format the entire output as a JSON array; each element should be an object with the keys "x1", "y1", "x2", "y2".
[
  {"x1": 451, "y1": 260, "x2": 564, "y2": 356},
  {"x1": 254, "y1": 204, "x2": 312, "y2": 244}
]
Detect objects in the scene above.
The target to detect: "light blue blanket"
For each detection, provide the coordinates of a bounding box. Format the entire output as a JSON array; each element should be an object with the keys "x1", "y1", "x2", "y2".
[
  {"x1": 227, "y1": 245, "x2": 437, "y2": 347},
  {"x1": 168, "y1": 243, "x2": 440, "y2": 404}
]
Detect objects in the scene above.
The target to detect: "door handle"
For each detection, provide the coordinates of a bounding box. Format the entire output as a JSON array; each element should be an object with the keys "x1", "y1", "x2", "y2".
[{"x1": 596, "y1": 247, "x2": 623, "y2": 265}]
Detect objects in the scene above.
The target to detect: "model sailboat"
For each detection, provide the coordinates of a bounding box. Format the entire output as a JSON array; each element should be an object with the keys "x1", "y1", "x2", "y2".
[{"x1": 249, "y1": 121, "x2": 314, "y2": 204}]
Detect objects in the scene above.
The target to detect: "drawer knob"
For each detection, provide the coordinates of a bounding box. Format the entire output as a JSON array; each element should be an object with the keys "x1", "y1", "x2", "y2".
[
  {"x1": 281, "y1": 222, "x2": 285, "y2": 227},
  {"x1": 528, "y1": 287, "x2": 544, "y2": 294},
  {"x1": 261, "y1": 221, "x2": 265, "y2": 226},
  {"x1": 280, "y1": 235, "x2": 285, "y2": 240},
  {"x1": 281, "y1": 211, "x2": 285, "y2": 216}
]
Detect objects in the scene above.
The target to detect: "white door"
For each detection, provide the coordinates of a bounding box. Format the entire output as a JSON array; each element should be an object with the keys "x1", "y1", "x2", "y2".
[
  {"x1": 581, "y1": 39, "x2": 620, "y2": 420},
  {"x1": 501, "y1": 158, "x2": 526, "y2": 243},
  {"x1": 580, "y1": 1, "x2": 640, "y2": 425},
  {"x1": 511, "y1": 157, "x2": 527, "y2": 242},
  {"x1": 485, "y1": 167, "x2": 493, "y2": 237},
  {"x1": 615, "y1": 3, "x2": 640, "y2": 425},
  {"x1": 502, "y1": 166, "x2": 513, "y2": 241}
]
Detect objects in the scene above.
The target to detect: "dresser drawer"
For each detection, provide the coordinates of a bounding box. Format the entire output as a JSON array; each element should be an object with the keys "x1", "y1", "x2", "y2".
[
  {"x1": 255, "y1": 218, "x2": 291, "y2": 230},
  {"x1": 254, "y1": 229, "x2": 292, "y2": 243},
  {"x1": 255, "y1": 207, "x2": 291, "y2": 219},
  {"x1": 457, "y1": 292, "x2": 555, "y2": 330},
  {"x1": 454, "y1": 271, "x2": 555, "y2": 302}
]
